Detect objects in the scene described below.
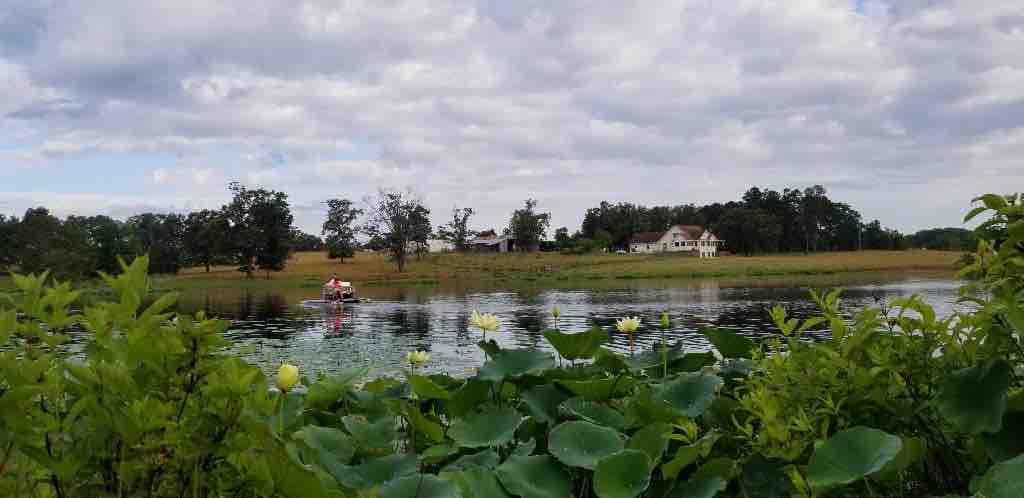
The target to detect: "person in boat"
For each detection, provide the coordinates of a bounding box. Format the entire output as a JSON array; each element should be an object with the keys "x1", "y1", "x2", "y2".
[{"x1": 325, "y1": 274, "x2": 356, "y2": 301}]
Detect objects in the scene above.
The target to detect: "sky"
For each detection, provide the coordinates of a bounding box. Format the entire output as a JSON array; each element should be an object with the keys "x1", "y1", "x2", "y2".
[{"x1": 1, "y1": 0, "x2": 1022, "y2": 235}]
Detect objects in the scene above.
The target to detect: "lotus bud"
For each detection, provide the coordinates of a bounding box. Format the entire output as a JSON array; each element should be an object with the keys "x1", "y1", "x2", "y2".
[
  {"x1": 276, "y1": 363, "x2": 299, "y2": 392},
  {"x1": 552, "y1": 306, "x2": 561, "y2": 319},
  {"x1": 615, "y1": 316, "x2": 641, "y2": 334},
  {"x1": 660, "y1": 312, "x2": 670, "y2": 329},
  {"x1": 406, "y1": 350, "x2": 431, "y2": 366}
]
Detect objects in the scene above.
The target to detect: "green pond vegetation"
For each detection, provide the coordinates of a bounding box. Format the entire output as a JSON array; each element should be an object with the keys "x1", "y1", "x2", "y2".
[{"x1": 0, "y1": 193, "x2": 1021, "y2": 498}]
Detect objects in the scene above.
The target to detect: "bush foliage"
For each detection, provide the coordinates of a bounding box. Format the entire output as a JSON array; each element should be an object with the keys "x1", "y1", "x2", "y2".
[{"x1": 1, "y1": 193, "x2": 1022, "y2": 497}]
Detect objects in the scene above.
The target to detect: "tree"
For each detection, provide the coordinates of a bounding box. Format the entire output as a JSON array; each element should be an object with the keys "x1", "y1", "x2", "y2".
[
  {"x1": 0, "y1": 215, "x2": 19, "y2": 270},
  {"x1": 322, "y1": 198, "x2": 363, "y2": 263},
  {"x1": 507, "y1": 199, "x2": 550, "y2": 251},
  {"x1": 554, "y1": 227, "x2": 572, "y2": 250},
  {"x1": 409, "y1": 204, "x2": 432, "y2": 260},
  {"x1": 714, "y1": 208, "x2": 782, "y2": 256},
  {"x1": 183, "y1": 210, "x2": 230, "y2": 272},
  {"x1": 801, "y1": 185, "x2": 829, "y2": 253},
  {"x1": 436, "y1": 207, "x2": 476, "y2": 251},
  {"x1": 291, "y1": 230, "x2": 325, "y2": 252},
  {"x1": 222, "y1": 182, "x2": 294, "y2": 278},
  {"x1": 126, "y1": 213, "x2": 185, "y2": 274},
  {"x1": 362, "y1": 189, "x2": 430, "y2": 272}
]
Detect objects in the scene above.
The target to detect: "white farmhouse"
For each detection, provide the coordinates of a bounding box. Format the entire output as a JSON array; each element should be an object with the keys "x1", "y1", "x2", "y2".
[{"x1": 629, "y1": 225, "x2": 723, "y2": 258}]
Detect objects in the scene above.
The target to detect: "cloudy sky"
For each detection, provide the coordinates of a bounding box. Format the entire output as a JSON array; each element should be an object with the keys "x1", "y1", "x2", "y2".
[{"x1": 1, "y1": 0, "x2": 1021, "y2": 235}]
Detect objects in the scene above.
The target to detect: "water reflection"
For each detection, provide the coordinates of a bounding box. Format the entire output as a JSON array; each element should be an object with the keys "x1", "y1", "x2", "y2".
[{"x1": 160, "y1": 276, "x2": 973, "y2": 379}]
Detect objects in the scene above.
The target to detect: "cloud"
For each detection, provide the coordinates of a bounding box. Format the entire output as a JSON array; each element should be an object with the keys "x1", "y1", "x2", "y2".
[{"x1": 0, "y1": 0, "x2": 1022, "y2": 234}]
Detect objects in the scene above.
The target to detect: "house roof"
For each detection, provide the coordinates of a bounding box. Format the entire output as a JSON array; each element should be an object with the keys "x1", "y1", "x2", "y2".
[
  {"x1": 631, "y1": 231, "x2": 664, "y2": 243},
  {"x1": 675, "y1": 225, "x2": 705, "y2": 239}
]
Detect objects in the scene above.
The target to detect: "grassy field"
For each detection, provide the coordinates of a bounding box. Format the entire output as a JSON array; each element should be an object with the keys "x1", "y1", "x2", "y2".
[{"x1": 149, "y1": 249, "x2": 963, "y2": 291}]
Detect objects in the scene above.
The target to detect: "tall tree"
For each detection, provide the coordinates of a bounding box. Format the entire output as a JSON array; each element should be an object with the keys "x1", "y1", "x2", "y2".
[
  {"x1": 322, "y1": 198, "x2": 363, "y2": 263},
  {"x1": 126, "y1": 213, "x2": 185, "y2": 274},
  {"x1": 507, "y1": 199, "x2": 550, "y2": 251},
  {"x1": 222, "y1": 182, "x2": 294, "y2": 278},
  {"x1": 362, "y1": 189, "x2": 430, "y2": 272},
  {"x1": 183, "y1": 209, "x2": 230, "y2": 272},
  {"x1": 0, "y1": 215, "x2": 19, "y2": 270},
  {"x1": 436, "y1": 207, "x2": 476, "y2": 251}
]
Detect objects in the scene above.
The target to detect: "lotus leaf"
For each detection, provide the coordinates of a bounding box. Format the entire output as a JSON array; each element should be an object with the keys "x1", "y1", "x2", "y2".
[
  {"x1": 701, "y1": 327, "x2": 755, "y2": 359},
  {"x1": 478, "y1": 349, "x2": 555, "y2": 382},
  {"x1": 975, "y1": 453, "x2": 1024, "y2": 498},
  {"x1": 559, "y1": 397, "x2": 627, "y2": 429},
  {"x1": 449, "y1": 406, "x2": 523, "y2": 448},
  {"x1": 668, "y1": 477, "x2": 727, "y2": 498},
  {"x1": 496, "y1": 455, "x2": 571, "y2": 498},
  {"x1": 543, "y1": 327, "x2": 608, "y2": 361},
  {"x1": 521, "y1": 384, "x2": 570, "y2": 426},
  {"x1": 548, "y1": 421, "x2": 625, "y2": 469},
  {"x1": 806, "y1": 426, "x2": 902, "y2": 489},
  {"x1": 985, "y1": 412, "x2": 1024, "y2": 462},
  {"x1": 594, "y1": 449, "x2": 653, "y2": 498},
  {"x1": 378, "y1": 474, "x2": 460, "y2": 498},
  {"x1": 656, "y1": 373, "x2": 723, "y2": 418},
  {"x1": 937, "y1": 360, "x2": 1010, "y2": 434},
  {"x1": 447, "y1": 467, "x2": 511, "y2": 498}
]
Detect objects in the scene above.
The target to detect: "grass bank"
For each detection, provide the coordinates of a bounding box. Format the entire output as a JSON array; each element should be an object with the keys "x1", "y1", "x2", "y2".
[{"x1": 152, "y1": 249, "x2": 962, "y2": 291}]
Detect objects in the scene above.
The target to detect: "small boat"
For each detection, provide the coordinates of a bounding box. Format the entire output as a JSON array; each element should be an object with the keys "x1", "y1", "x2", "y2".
[{"x1": 320, "y1": 281, "x2": 362, "y2": 304}]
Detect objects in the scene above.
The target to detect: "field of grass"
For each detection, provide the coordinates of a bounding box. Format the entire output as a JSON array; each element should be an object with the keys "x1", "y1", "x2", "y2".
[{"x1": 152, "y1": 249, "x2": 963, "y2": 291}]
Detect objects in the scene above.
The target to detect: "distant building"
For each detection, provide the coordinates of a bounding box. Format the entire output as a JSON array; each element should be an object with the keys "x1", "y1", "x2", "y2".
[
  {"x1": 426, "y1": 239, "x2": 454, "y2": 253},
  {"x1": 629, "y1": 225, "x2": 722, "y2": 258},
  {"x1": 468, "y1": 230, "x2": 513, "y2": 253}
]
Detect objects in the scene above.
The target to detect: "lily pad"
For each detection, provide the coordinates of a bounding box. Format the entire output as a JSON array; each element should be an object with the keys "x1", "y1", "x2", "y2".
[
  {"x1": 543, "y1": 327, "x2": 608, "y2": 361},
  {"x1": 975, "y1": 453, "x2": 1024, "y2": 498},
  {"x1": 557, "y1": 377, "x2": 635, "y2": 401},
  {"x1": 448, "y1": 379, "x2": 491, "y2": 417},
  {"x1": 342, "y1": 414, "x2": 397, "y2": 456},
  {"x1": 449, "y1": 406, "x2": 523, "y2": 448},
  {"x1": 627, "y1": 422, "x2": 671, "y2": 467},
  {"x1": 521, "y1": 384, "x2": 570, "y2": 426},
  {"x1": 496, "y1": 455, "x2": 571, "y2": 498},
  {"x1": 447, "y1": 467, "x2": 511, "y2": 498},
  {"x1": 378, "y1": 474, "x2": 460, "y2": 498},
  {"x1": 656, "y1": 373, "x2": 723, "y2": 418},
  {"x1": 408, "y1": 374, "x2": 452, "y2": 400},
  {"x1": 806, "y1": 426, "x2": 902, "y2": 489},
  {"x1": 327, "y1": 453, "x2": 418, "y2": 490},
  {"x1": 560, "y1": 397, "x2": 627, "y2": 430},
  {"x1": 938, "y1": 360, "x2": 1010, "y2": 434},
  {"x1": 478, "y1": 349, "x2": 555, "y2": 382},
  {"x1": 293, "y1": 425, "x2": 355, "y2": 466},
  {"x1": 701, "y1": 327, "x2": 755, "y2": 359},
  {"x1": 668, "y1": 477, "x2": 727, "y2": 498},
  {"x1": 739, "y1": 455, "x2": 793, "y2": 498},
  {"x1": 548, "y1": 421, "x2": 625, "y2": 469},
  {"x1": 441, "y1": 449, "x2": 500, "y2": 473},
  {"x1": 594, "y1": 449, "x2": 652, "y2": 498}
]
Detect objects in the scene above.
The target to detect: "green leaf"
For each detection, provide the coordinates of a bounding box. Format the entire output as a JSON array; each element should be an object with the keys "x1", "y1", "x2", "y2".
[
  {"x1": 559, "y1": 397, "x2": 627, "y2": 430},
  {"x1": 442, "y1": 449, "x2": 500, "y2": 473},
  {"x1": 548, "y1": 421, "x2": 626, "y2": 470},
  {"x1": 692, "y1": 457, "x2": 737, "y2": 481},
  {"x1": 875, "y1": 436, "x2": 927, "y2": 481},
  {"x1": 327, "y1": 453, "x2": 418, "y2": 490},
  {"x1": 975, "y1": 453, "x2": 1024, "y2": 498},
  {"x1": 975, "y1": 193, "x2": 1009, "y2": 210},
  {"x1": 627, "y1": 422, "x2": 671, "y2": 467},
  {"x1": 496, "y1": 455, "x2": 572, "y2": 498},
  {"x1": 478, "y1": 349, "x2": 555, "y2": 382},
  {"x1": 521, "y1": 384, "x2": 570, "y2": 426},
  {"x1": 342, "y1": 414, "x2": 397, "y2": 456},
  {"x1": 449, "y1": 379, "x2": 492, "y2": 417},
  {"x1": 543, "y1": 327, "x2": 608, "y2": 361},
  {"x1": 420, "y1": 444, "x2": 458, "y2": 465},
  {"x1": 964, "y1": 205, "x2": 988, "y2": 223},
  {"x1": 557, "y1": 377, "x2": 635, "y2": 401},
  {"x1": 449, "y1": 405, "x2": 523, "y2": 448},
  {"x1": 408, "y1": 374, "x2": 452, "y2": 400},
  {"x1": 985, "y1": 412, "x2": 1024, "y2": 462},
  {"x1": 937, "y1": 360, "x2": 1010, "y2": 434},
  {"x1": 739, "y1": 455, "x2": 793, "y2": 498},
  {"x1": 806, "y1": 426, "x2": 902, "y2": 489},
  {"x1": 293, "y1": 425, "x2": 355, "y2": 466},
  {"x1": 656, "y1": 373, "x2": 723, "y2": 418},
  {"x1": 673, "y1": 352, "x2": 717, "y2": 372},
  {"x1": 378, "y1": 474, "x2": 461, "y2": 498},
  {"x1": 668, "y1": 477, "x2": 727, "y2": 498},
  {"x1": 512, "y1": 438, "x2": 537, "y2": 457},
  {"x1": 447, "y1": 467, "x2": 512, "y2": 498},
  {"x1": 594, "y1": 450, "x2": 652, "y2": 498},
  {"x1": 701, "y1": 327, "x2": 755, "y2": 359},
  {"x1": 404, "y1": 402, "x2": 445, "y2": 443}
]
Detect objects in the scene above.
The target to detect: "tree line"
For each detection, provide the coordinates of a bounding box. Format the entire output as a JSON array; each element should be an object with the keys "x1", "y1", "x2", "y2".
[
  {"x1": 560, "y1": 185, "x2": 974, "y2": 256},
  {"x1": 0, "y1": 183, "x2": 976, "y2": 279}
]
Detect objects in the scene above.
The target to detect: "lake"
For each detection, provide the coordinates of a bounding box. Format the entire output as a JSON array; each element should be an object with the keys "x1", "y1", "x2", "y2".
[{"x1": 172, "y1": 272, "x2": 969, "y2": 379}]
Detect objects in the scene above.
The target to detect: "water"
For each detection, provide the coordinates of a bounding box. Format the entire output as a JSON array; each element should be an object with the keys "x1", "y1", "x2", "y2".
[{"x1": 171, "y1": 275, "x2": 969, "y2": 379}]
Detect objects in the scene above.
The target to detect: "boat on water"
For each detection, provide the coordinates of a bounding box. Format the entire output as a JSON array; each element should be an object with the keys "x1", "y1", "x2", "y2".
[{"x1": 301, "y1": 280, "x2": 363, "y2": 308}]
